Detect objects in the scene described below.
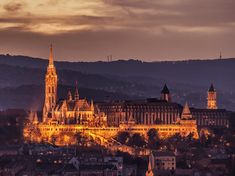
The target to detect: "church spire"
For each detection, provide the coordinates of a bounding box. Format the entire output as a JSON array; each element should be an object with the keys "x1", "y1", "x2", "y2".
[
  {"x1": 148, "y1": 158, "x2": 152, "y2": 171},
  {"x1": 209, "y1": 84, "x2": 215, "y2": 92},
  {"x1": 182, "y1": 102, "x2": 192, "y2": 119},
  {"x1": 74, "y1": 81, "x2": 79, "y2": 100},
  {"x1": 68, "y1": 90, "x2": 73, "y2": 101},
  {"x1": 49, "y1": 44, "x2": 54, "y2": 67},
  {"x1": 43, "y1": 44, "x2": 58, "y2": 122},
  {"x1": 90, "y1": 99, "x2": 94, "y2": 111},
  {"x1": 146, "y1": 152, "x2": 154, "y2": 176}
]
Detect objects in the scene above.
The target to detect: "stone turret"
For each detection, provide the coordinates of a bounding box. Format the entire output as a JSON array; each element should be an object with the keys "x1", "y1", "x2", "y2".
[
  {"x1": 207, "y1": 84, "x2": 217, "y2": 109},
  {"x1": 160, "y1": 84, "x2": 171, "y2": 102}
]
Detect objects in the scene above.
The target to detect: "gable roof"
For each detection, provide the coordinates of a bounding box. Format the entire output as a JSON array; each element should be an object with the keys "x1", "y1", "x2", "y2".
[{"x1": 55, "y1": 99, "x2": 92, "y2": 112}]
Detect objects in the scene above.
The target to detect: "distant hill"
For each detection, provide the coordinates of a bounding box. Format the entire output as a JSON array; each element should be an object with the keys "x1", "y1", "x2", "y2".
[
  {"x1": 0, "y1": 63, "x2": 147, "y2": 96},
  {"x1": 0, "y1": 54, "x2": 234, "y2": 110},
  {"x1": 0, "y1": 54, "x2": 235, "y2": 91},
  {"x1": 0, "y1": 85, "x2": 133, "y2": 110}
]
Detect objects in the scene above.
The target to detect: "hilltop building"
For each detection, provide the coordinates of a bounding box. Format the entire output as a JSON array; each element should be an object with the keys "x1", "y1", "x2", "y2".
[
  {"x1": 207, "y1": 84, "x2": 217, "y2": 109},
  {"x1": 191, "y1": 108, "x2": 229, "y2": 128},
  {"x1": 42, "y1": 45, "x2": 106, "y2": 126},
  {"x1": 24, "y1": 46, "x2": 201, "y2": 147},
  {"x1": 98, "y1": 84, "x2": 230, "y2": 129},
  {"x1": 41, "y1": 50, "x2": 227, "y2": 130},
  {"x1": 43, "y1": 45, "x2": 58, "y2": 121},
  {"x1": 98, "y1": 97, "x2": 181, "y2": 127}
]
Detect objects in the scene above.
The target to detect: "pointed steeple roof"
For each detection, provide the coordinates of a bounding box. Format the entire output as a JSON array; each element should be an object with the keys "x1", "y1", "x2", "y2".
[
  {"x1": 182, "y1": 102, "x2": 192, "y2": 119},
  {"x1": 28, "y1": 110, "x2": 34, "y2": 122},
  {"x1": 67, "y1": 90, "x2": 72, "y2": 101},
  {"x1": 148, "y1": 152, "x2": 154, "y2": 171},
  {"x1": 90, "y1": 99, "x2": 94, "y2": 111},
  {"x1": 182, "y1": 102, "x2": 191, "y2": 115},
  {"x1": 49, "y1": 44, "x2": 54, "y2": 67},
  {"x1": 74, "y1": 81, "x2": 79, "y2": 100},
  {"x1": 209, "y1": 84, "x2": 215, "y2": 92},
  {"x1": 148, "y1": 158, "x2": 152, "y2": 171},
  {"x1": 161, "y1": 84, "x2": 170, "y2": 94},
  {"x1": 33, "y1": 111, "x2": 38, "y2": 124}
]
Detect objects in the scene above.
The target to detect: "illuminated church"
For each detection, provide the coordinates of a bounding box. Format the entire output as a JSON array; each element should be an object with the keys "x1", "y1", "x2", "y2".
[
  {"x1": 24, "y1": 45, "x2": 231, "y2": 146},
  {"x1": 42, "y1": 45, "x2": 106, "y2": 126},
  {"x1": 24, "y1": 46, "x2": 199, "y2": 145}
]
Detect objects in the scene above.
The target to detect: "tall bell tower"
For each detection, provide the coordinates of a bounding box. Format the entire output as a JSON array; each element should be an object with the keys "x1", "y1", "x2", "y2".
[
  {"x1": 207, "y1": 84, "x2": 217, "y2": 109},
  {"x1": 43, "y1": 45, "x2": 58, "y2": 122}
]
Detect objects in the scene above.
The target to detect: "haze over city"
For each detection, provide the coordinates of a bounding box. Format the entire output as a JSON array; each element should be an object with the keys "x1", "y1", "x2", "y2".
[{"x1": 0, "y1": 0, "x2": 235, "y2": 61}]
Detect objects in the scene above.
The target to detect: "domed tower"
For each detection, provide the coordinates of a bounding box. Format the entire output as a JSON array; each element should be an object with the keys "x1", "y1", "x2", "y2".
[
  {"x1": 207, "y1": 84, "x2": 217, "y2": 109},
  {"x1": 160, "y1": 84, "x2": 171, "y2": 102},
  {"x1": 43, "y1": 45, "x2": 58, "y2": 122}
]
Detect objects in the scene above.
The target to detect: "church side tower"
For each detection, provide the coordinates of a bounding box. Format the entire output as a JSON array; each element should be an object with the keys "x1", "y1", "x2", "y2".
[
  {"x1": 181, "y1": 102, "x2": 192, "y2": 119},
  {"x1": 160, "y1": 84, "x2": 171, "y2": 102},
  {"x1": 43, "y1": 45, "x2": 58, "y2": 122},
  {"x1": 74, "y1": 81, "x2": 79, "y2": 100},
  {"x1": 207, "y1": 84, "x2": 217, "y2": 109}
]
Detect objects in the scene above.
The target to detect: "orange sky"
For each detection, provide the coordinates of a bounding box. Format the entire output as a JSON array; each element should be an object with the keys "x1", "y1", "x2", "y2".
[{"x1": 0, "y1": 0, "x2": 234, "y2": 61}]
